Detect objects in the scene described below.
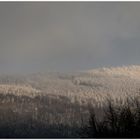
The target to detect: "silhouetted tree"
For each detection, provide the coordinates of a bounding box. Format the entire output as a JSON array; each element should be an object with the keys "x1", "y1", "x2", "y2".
[{"x1": 81, "y1": 98, "x2": 140, "y2": 138}]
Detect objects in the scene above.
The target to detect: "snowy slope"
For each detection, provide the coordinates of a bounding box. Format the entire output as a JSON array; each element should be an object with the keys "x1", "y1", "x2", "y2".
[{"x1": 0, "y1": 65, "x2": 140, "y2": 106}]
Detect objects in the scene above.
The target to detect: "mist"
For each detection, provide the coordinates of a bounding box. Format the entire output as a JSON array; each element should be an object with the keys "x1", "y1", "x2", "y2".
[{"x1": 0, "y1": 2, "x2": 140, "y2": 74}]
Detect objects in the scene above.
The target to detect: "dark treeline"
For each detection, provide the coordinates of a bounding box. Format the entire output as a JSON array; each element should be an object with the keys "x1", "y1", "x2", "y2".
[
  {"x1": 0, "y1": 93, "x2": 89, "y2": 138},
  {"x1": 81, "y1": 98, "x2": 140, "y2": 138},
  {"x1": 0, "y1": 92, "x2": 140, "y2": 138}
]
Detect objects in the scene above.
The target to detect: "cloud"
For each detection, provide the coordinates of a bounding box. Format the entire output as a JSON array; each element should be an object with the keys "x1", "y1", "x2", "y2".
[{"x1": 0, "y1": 2, "x2": 140, "y2": 74}]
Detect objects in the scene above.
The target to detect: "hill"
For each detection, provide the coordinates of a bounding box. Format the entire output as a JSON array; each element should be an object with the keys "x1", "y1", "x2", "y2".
[
  {"x1": 0, "y1": 65, "x2": 140, "y2": 137},
  {"x1": 0, "y1": 65, "x2": 140, "y2": 107}
]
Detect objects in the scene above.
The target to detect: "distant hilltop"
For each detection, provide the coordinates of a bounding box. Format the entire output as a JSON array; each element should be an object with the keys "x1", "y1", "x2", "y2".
[
  {"x1": 0, "y1": 65, "x2": 140, "y2": 106},
  {"x1": 85, "y1": 65, "x2": 140, "y2": 78}
]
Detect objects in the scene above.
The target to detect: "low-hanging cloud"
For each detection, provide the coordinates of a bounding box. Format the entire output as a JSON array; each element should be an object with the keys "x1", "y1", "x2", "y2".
[{"x1": 0, "y1": 2, "x2": 140, "y2": 74}]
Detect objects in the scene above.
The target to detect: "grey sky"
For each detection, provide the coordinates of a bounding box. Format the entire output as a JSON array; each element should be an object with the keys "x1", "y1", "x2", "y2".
[{"x1": 0, "y1": 2, "x2": 140, "y2": 74}]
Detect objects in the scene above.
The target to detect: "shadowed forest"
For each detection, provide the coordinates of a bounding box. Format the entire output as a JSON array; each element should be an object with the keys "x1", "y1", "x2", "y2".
[
  {"x1": 0, "y1": 93, "x2": 140, "y2": 138},
  {"x1": 0, "y1": 67, "x2": 140, "y2": 138}
]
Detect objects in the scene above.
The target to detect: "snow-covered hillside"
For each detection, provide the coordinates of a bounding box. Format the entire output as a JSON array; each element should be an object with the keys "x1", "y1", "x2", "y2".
[
  {"x1": 86, "y1": 65, "x2": 140, "y2": 78},
  {"x1": 0, "y1": 65, "x2": 140, "y2": 106},
  {"x1": 0, "y1": 84, "x2": 41, "y2": 97}
]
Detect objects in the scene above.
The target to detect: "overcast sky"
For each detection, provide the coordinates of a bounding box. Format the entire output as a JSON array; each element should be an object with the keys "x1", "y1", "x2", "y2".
[{"x1": 0, "y1": 2, "x2": 140, "y2": 74}]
